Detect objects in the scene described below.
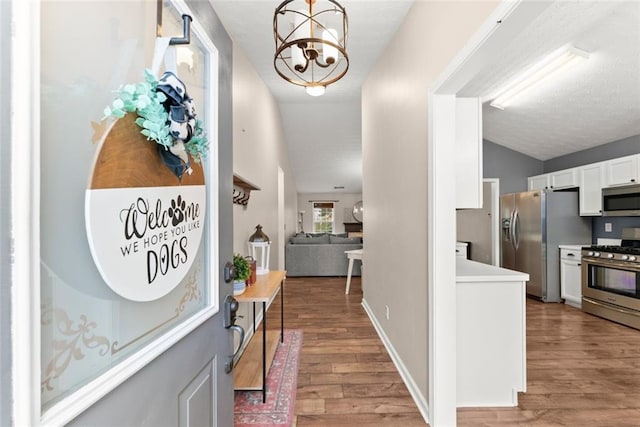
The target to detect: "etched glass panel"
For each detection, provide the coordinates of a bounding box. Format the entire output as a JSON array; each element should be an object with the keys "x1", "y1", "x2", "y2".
[{"x1": 40, "y1": 1, "x2": 216, "y2": 412}]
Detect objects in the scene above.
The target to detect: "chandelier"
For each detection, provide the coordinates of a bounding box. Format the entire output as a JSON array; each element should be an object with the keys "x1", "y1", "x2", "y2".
[{"x1": 273, "y1": 0, "x2": 349, "y2": 96}]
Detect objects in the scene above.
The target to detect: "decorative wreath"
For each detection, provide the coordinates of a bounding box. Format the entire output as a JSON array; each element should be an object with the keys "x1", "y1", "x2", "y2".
[{"x1": 103, "y1": 69, "x2": 208, "y2": 179}]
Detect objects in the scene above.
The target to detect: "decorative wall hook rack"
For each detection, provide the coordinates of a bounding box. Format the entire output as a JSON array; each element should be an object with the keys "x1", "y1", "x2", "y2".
[
  {"x1": 156, "y1": 0, "x2": 192, "y2": 45},
  {"x1": 233, "y1": 174, "x2": 260, "y2": 207}
]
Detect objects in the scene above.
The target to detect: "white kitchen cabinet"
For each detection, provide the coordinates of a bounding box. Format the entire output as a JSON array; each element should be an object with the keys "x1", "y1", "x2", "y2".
[
  {"x1": 606, "y1": 154, "x2": 639, "y2": 187},
  {"x1": 456, "y1": 259, "x2": 528, "y2": 407},
  {"x1": 455, "y1": 98, "x2": 483, "y2": 208},
  {"x1": 560, "y1": 246, "x2": 583, "y2": 308},
  {"x1": 528, "y1": 174, "x2": 550, "y2": 190},
  {"x1": 579, "y1": 162, "x2": 605, "y2": 216},
  {"x1": 549, "y1": 168, "x2": 578, "y2": 189}
]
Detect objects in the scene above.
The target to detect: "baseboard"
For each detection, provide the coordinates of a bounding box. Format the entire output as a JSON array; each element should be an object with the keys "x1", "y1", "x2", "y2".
[{"x1": 361, "y1": 299, "x2": 430, "y2": 424}]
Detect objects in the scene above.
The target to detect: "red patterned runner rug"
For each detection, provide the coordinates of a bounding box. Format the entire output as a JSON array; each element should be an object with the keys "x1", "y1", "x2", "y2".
[{"x1": 234, "y1": 330, "x2": 303, "y2": 427}]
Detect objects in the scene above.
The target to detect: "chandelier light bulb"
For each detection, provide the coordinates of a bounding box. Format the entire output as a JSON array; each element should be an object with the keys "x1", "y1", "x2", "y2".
[
  {"x1": 322, "y1": 29, "x2": 338, "y2": 64},
  {"x1": 305, "y1": 85, "x2": 326, "y2": 96}
]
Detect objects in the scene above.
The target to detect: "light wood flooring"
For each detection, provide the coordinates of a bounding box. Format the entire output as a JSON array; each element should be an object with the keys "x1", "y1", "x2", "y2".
[{"x1": 265, "y1": 276, "x2": 640, "y2": 426}]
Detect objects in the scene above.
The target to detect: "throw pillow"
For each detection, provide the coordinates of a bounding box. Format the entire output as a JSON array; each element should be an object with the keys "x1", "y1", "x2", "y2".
[
  {"x1": 290, "y1": 234, "x2": 330, "y2": 244},
  {"x1": 329, "y1": 235, "x2": 361, "y2": 244}
]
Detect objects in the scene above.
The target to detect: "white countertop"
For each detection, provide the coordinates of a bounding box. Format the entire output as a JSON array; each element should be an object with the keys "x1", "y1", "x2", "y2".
[
  {"x1": 559, "y1": 244, "x2": 590, "y2": 250},
  {"x1": 456, "y1": 258, "x2": 529, "y2": 283}
]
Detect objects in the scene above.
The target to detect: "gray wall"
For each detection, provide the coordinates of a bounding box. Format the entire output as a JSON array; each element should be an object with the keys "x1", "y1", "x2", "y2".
[
  {"x1": 483, "y1": 139, "x2": 543, "y2": 194},
  {"x1": 544, "y1": 134, "x2": 640, "y2": 173},
  {"x1": 543, "y1": 133, "x2": 640, "y2": 242},
  {"x1": 592, "y1": 216, "x2": 640, "y2": 242},
  {"x1": 1, "y1": 1, "x2": 12, "y2": 425}
]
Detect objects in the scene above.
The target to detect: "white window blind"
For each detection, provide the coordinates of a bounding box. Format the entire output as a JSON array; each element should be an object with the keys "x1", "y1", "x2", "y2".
[{"x1": 312, "y1": 202, "x2": 334, "y2": 233}]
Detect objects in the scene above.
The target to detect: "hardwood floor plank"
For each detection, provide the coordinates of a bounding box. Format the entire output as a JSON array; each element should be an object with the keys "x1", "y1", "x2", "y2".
[
  {"x1": 296, "y1": 384, "x2": 344, "y2": 399},
  {"x1": 295, "y1": 413, "x2": 428, "y2": 426},
  {"x1": 330, "y1": 361, "x2": 398, "y2": 373},
  {"x1": 295, "y1": 398, "x2": 326, "y2": 415},
  {"x1": 342, "y1": 383, "x2": 412, "y2": 398},
  {"x1": 324, "y1": 397, "x2": 422, "y2": 414}
]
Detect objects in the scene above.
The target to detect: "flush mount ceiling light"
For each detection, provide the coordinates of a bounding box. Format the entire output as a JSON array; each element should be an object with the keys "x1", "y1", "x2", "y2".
[
  {"x1": 490, "y1": 46, "x2": 589, "y2": 109},
  {"x1": 273, "y1": 0, "x2": 349, "y2": 97}
]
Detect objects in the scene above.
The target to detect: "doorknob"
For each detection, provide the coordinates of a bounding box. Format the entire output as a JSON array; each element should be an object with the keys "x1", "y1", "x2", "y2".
[
  {"x1": 223, "y1": 295, "x2": 245, "y2": 374},
  {"x1": 224, "y1": 261, "x2": 236, "y2": 283}
]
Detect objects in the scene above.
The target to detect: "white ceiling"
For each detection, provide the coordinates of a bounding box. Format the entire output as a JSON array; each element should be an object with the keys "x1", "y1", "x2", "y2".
[
  {"x1": 211, "y1": 0, "x2": 640, "y2": 193},
  {"x1": 462, "y1": 1, "x2": 640, "y2": 161}
]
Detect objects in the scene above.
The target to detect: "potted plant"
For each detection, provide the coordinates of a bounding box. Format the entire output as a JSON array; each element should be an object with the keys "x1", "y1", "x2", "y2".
[{"x1": 233, "y1": 253, "x2": 251, "y2": 295}]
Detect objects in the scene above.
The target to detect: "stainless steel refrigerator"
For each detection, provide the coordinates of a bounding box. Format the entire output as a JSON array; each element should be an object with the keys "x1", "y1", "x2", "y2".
[{"x1": 500, "y1": 189, "x2": 591, "y2": 302}]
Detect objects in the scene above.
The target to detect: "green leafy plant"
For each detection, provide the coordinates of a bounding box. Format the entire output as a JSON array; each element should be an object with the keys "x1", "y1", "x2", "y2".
[
  {"x1": 103, "y1": 69, "x2": 209, "y2": 162},
  {"x1": 233, "y1": 253, "x2": 251, "y2": 282}
]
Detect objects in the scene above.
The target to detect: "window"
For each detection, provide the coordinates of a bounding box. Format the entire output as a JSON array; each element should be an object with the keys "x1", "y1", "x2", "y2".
[{"x1": 312, "y1": 202, "x2": 334, "y2": 233}]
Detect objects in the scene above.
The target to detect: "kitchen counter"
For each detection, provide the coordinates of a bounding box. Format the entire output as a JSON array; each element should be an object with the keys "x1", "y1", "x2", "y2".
[
  {"x1": 457, "y1": 258, "x2": 529, "y2": 282},
  {"x1": 456, "y1": 258, "x2": 528, "y2": 407},
  {"x1": 559, "y1": 244, "x2": 589, "y2": 251}
]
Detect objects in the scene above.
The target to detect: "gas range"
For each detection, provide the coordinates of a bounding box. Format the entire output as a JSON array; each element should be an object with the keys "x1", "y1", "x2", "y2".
[
  {"x1": 582, "y1": 244, "x2": 640, "y2": 263},
  {"x1": 581, "y1": 227, "x2": 640, "y2": 331}
]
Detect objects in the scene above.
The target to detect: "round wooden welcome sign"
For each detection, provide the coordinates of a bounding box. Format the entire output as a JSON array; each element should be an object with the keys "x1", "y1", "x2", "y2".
[{"x1": 85, "y1": 114, "x2": 206, "y2": 302}]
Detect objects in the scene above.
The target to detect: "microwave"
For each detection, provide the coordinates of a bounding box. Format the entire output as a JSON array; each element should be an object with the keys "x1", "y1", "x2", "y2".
[{"x1": 602, "y1": 184, "x2": 640, "y2": 216}]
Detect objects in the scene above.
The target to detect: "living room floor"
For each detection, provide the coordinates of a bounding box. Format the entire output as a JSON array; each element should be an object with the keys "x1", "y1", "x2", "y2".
[{"x1": 268, "y1": 277, "x2": 640, "y2": 426}]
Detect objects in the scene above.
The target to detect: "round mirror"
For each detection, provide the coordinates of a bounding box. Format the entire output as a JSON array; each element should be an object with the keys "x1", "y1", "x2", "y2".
[{"x1": 352, "y1": 200, "x2": 363, "y2": 223}]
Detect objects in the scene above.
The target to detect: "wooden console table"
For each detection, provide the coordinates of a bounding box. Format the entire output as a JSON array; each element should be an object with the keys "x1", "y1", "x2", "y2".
[{"x1": 233, "y1": 270, "x2": 286, "y2": 402}]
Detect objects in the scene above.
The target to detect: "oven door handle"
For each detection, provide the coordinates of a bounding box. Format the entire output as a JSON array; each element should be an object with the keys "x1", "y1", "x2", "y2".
[
  {"x1": 583, "y1": 258, "x2": 640, "y2": 270},
  {"x1": 583, "y1": 297, "x2": 640, "y2": 318}
]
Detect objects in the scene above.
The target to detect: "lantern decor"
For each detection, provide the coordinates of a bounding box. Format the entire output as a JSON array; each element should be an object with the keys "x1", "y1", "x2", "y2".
[{"x1": 248, "y1": 224, "x2": 271, "y2": 275}]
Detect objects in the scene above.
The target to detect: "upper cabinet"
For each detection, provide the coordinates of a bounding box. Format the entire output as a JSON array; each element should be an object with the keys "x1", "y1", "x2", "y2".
[
  {"x1": 549, "y1": 168, "x2": 578, "y2": 190},
  {"x1": 527, "y1": 154, "x2": 640, "y2": 217},
  {"x1": 455, "y1": 98, "x2": 483, "y2": 209},
  {"x1": 528, "y1": 174, "x2": 550, "y2": 190},
  {"x1": 528, "y1": 169, "x2": 579, "y2": 191},
  {"x1": 579, "y1": 162, "x2": 605, "y2": 216},
  {"x1": 605, "y1": 154, "x2": 639, "y2": 187}
]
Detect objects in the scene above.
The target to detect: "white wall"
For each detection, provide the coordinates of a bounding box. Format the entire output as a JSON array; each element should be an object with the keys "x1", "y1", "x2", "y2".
[
  {"x1": 232, "y1": 45, "x2": 298, "y2": 266},
  {"x1": 297, "y1": 192, "x2": 362, "y2": 235},
  {"x1": 361, "y1": 0, "x2": 499, "y2": 413}
]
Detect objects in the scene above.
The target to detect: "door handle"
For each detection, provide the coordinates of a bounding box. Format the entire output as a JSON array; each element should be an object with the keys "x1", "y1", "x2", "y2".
[
  {"x1": 223, "y1": 295, "x2": 246, "y2": 374},
  {"x1": 509, "y1": 210, "x2": 517, "y2": 250},
  {"x1": 225, "y1": 325, "x2": 245, "y2": 374},
  {"x1": 512, "y1": 210, "x2": 520, "y2": 251}
]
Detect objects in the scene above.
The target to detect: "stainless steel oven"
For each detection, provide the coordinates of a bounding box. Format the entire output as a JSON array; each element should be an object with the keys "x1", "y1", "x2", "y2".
[{"x1": 582, "y1": 230, "x2": 640, "y2": 329}]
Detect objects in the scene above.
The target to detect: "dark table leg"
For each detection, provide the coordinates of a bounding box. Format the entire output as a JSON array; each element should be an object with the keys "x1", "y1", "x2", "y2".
[
  {"x1": 262, "y1": 300, "x2": 267, "y2": 403},
  {"x1": 280, "y1": 280, "x2": 284, "y2": 343}
]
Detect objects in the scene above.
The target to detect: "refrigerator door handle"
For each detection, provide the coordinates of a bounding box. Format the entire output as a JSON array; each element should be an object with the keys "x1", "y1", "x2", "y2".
[
  {"x1": 513, "y1": 210, "x2": 520, "y2": 250},
  {"x1": 508, "y1": 210, "x2": 515, "y2": 250}
]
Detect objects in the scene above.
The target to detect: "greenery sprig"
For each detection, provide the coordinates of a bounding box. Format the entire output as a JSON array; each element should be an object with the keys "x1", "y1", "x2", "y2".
[
  {"x1": 233, "y1": 253, "x2": 251, "y2": 282},
  {"x1": 103, "y1": 69, "x2": 209, "y2": 162}
]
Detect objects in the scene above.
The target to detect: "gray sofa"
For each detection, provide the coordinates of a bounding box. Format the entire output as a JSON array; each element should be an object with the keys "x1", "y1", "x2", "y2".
[{"x1": 285, "y1": 233, "x2": 363, "y2": 277}]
